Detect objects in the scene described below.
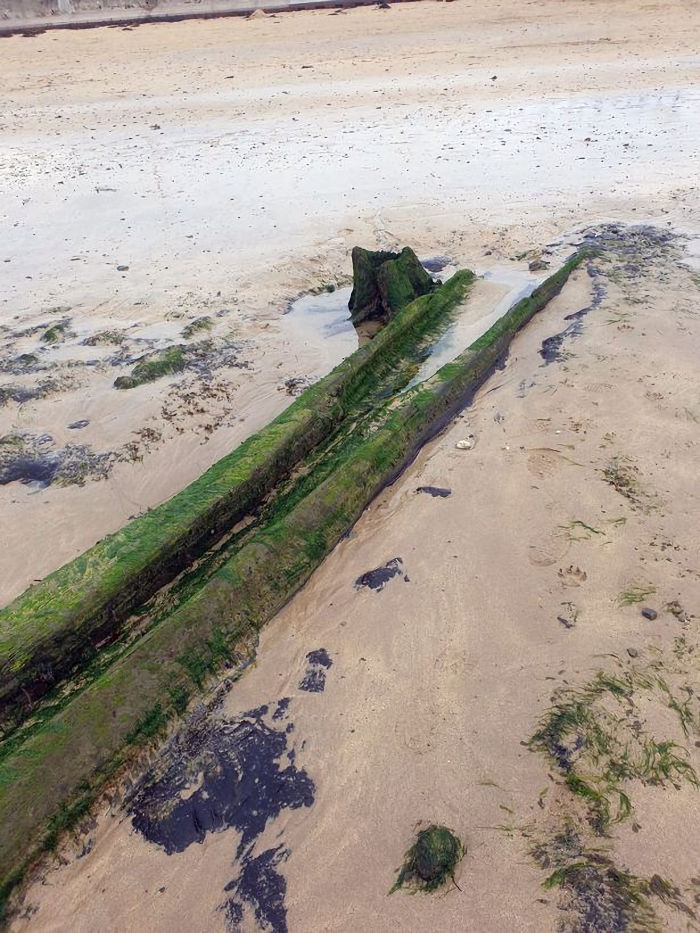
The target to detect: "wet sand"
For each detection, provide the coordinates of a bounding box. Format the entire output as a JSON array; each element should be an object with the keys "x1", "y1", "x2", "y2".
[{"x1": 2, "y1": 0, "x2": 700, "y2": 603}]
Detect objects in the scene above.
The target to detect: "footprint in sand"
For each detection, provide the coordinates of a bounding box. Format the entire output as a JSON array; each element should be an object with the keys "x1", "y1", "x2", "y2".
[
  {"x1": 584, "y1": 382, "x2": 614, "y2": 393},
  {"x1": 528, "y1": 533, "x2": 571, "y2": 567},
  {"x1": 526, "y1": 448, "x2": 581, "y2": 478},
  {"x1": 558, "y1": 565, "x2": 588, "y2": 587}
]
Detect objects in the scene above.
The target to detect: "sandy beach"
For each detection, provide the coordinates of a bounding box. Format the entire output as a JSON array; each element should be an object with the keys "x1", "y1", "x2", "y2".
[
  {"x1": 3, "y1": 0, "x2": 700, "y2": 930},
  {"x1": 2, "y1": 0, "x2": 700, "y2": 603}
]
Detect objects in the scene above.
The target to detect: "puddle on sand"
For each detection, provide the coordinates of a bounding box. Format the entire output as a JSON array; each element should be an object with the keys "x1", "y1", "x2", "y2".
[
  {"x1": 279, "y1": 286, "x2": 357, "y2": 374},
  {"x1": 279, "y1": 258, "x2": 454, "y2": 374},
  {"x1": 129, "y1": 704, "x2": 313, "y2": 856},
  {"x1": 403, "y1": 266, "x2": 539, "y2": 390},
  {"x1": 416, "y1": 485, "x2": 452, "y2": 498},
  {"x1": 125, "y1": 640, "x2": 341, "y2": 931},
  {"x1": 539, "y1": 266, "x2": 605, "y2": 363}
]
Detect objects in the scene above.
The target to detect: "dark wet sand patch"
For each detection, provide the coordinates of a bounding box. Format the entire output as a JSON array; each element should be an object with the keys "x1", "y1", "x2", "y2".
[
  {"x1": 127, "y1": 673, "x2": 333, "y2": 932},
  {"x1": 355, "y1": 557, "x2": 409, "y2": 592},
  {"x1": 298, "y1": 649, "x2": 333, "y2": 693},
  {"x1": 0, "y1": 433, "x2": 112, "y2": 488},
  {"x1": 416, "y1": 485, "x2": 451, "y2": 498},
  {"x1": 128, "y1": 705, "x2": 314, "y2": 856}
]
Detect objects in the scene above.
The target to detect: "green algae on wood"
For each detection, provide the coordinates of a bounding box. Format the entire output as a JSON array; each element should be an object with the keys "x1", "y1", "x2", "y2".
[
  {"x1": 0, "y1": 253, "x2": 588, "y2": 909},
  {"x1": 0, "y1": 270, "x2": 475, "y2": 721},
  {"x1": 348, "y1": 246, "x2": 434, "y2": 325}
]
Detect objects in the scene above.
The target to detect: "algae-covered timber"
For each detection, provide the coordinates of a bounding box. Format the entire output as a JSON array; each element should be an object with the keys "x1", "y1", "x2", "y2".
[
  {"x1": 0, "y1": 251, "x2": 587, "y2": 908},
  {"x1": 0, "y1": 269, "x2": 474, "y2": 720},
  {"x1": 348, "y1": 246, "x2": 434, "y2": 325}
]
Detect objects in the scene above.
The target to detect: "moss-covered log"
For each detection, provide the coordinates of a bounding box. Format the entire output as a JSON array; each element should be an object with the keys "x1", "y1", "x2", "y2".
[
  {"x1": 348, "y1": 246, "x2": 434, "y2": 325},
  {"x1": 0, "y1": 270, "x2": 474, "y2": 720},
  {"x1": 0, "y1": 251, "x2": 586, "y2": 906}
]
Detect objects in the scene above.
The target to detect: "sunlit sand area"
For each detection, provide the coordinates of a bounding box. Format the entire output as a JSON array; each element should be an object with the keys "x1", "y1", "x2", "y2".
[{"x1": 1, "y1": 0, "x2": 699, "y2": 929}]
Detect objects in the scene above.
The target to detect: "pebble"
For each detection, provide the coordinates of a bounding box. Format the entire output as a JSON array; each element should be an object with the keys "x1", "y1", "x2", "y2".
[
  {"x1": 627, "y1": 647, "x2": 639, "y2": 658},
  {"x1": 641, "y1": 607, "x2": 657, "y2": 620},
  {"x1": 117, "y1": 265, "x2": 129, "y2": 272},
  {"x1": 455, "y1": 435, "x2": 475, "y2": 450}
]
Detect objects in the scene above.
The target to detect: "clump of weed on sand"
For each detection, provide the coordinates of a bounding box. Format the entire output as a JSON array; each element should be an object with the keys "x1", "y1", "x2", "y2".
[
  {"x1": 528, "y1": 646, "x2": 699, "y2": 929},
  {"x1": 113, "y1": 332, "x2": 246, "y2": 390},
  {"x1": 390, "y1": 825, "x2": 464, "y2": 894},
  {"x1": 559, "y1": 520, "x2": 605, "y2": 542},
  {"x1": 530, "y1": 664, "x2": 698, "y2": 834},
  {"x1": 114, "y1": 346, "x2": 187, "y2": 389},
  {"x1": 531, "y1": 826, "x2": 661, "y2": 932},
  {"x1": 83, "y1": 330, "x2": 125, "y2": 347},
  {"x1": 665, "y1": 600, "x2": 691, "y2": 623},
  {"x1": 0, "y1": 432, "x2": 114, "y2": 488},
  {"x1": 531, "y1": 826, "x2": 696, "y2": 931},
  {"x1": 602, "y1": 457, "x2": 644, "y2": 506},
  {"x1": 41, "y1": 320, "x2": 71, "y2": 344},
  {"x1": 182, "y1": 316, "x2": 213, "y2": 339},
  {"x1": 618, "y1": 584, "x2": 656, "y2": 607},
  {"x1": 306, "y1": 274, "x2": 352, "y2": 297}
]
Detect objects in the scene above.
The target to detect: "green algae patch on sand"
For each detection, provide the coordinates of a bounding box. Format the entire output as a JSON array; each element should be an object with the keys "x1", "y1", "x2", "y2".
[
  {"x1": 181, "y1": 316, "x2": 214, "y2": 340},
  {"x1": 0, "y1": 271, "x2": 474, "y2": 722},
  {"x1": 391, "y1": 825, "x2": 465, "y2": 893},
  {"x1": 113, "y1": 346, "x2": 187, "y2": 389},
  {"x1": 40, "y1": 320, "x2": 70, "y2": 345}
]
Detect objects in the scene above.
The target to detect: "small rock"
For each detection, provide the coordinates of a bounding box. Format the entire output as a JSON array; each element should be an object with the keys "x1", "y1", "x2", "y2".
[
  {"x1": 455, "y1": 435, "x2": 475, "y2": 450},
  {"x1": 641, "y1": 607, "x2": 657, "y2": 620},
  {"x1": 116, "y1": 265, "x2": 129, "y2": 272},
  {"x1": 627, "y1": 647, "x2": 639, "y2": 658},
  {"x1": 67, "y1": 420, "x2": 90, "y2": 430},
  {"x1": 528, "y1": 258, "x2": 550, "y2": 272}
]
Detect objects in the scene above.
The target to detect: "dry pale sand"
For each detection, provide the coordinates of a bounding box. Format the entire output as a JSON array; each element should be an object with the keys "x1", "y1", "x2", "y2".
[{"x1": 2, "y1": 0, "x2": 700, "y2": 603}]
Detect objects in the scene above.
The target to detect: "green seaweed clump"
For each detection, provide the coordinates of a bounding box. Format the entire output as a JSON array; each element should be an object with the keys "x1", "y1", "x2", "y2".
[
  {"x1": 41, "y1": 321, "x2": 69, "y2": 344},
  {"x1": 533, "y1": 829, "x2": 661, "y2": 932},
  {"x1": 182, "y1": 316, "x2": 213, "y2": 339},
  {"x1": 391, "y1": 824, "x2": 464, "y2": 893},
  {"x1": 114, "y1": 346, "x2": 186, "y2": 389}
]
